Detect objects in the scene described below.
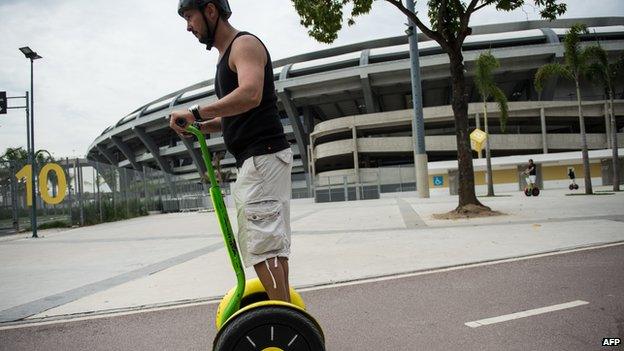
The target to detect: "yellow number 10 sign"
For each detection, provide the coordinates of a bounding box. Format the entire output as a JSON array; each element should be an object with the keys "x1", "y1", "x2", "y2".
[{"x1": 15, "y1": 163, "x2": 68, "y2": 206}]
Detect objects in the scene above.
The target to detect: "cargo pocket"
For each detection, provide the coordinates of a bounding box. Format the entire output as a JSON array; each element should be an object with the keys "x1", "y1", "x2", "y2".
[
  {"x1": 276, "y1": 148, "x2": 293, "y2": 165},
  {"x1": 244, "y1": 199, "x2": 286, "y2": 255}
]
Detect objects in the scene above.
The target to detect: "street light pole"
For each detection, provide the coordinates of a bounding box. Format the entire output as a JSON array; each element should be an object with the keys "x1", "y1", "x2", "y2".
[
  {"x1": 406, "y1": 0, "x2": 430, "y2": 198},
  {"x1": 20, "y1": 46, "x2": 42, "y2": 238},
  {"x1": 29, "y1": 56, "x2": 38, "y2": 238}
]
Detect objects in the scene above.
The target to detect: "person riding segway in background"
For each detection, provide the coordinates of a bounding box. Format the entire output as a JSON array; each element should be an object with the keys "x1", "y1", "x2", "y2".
[
  {"x1": 170, "y1": 0, "x2": 293, "y2": 303},
  {"x1": 568, "y1": 167, "x2": 579, "y2": 190},
  {"x1": 523, "y1": 159, "x2": 540, "y2": 196}
]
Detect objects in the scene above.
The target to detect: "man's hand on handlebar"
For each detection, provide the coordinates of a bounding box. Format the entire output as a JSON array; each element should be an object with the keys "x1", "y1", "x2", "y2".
[{"x1": 169, "y1": 110, "x2": 195, "y2": 138}]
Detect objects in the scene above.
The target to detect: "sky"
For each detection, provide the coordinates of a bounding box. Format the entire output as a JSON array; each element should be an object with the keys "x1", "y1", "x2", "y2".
[{"x1": 1, "y1": 0, "x2": 623, "y2": 159}]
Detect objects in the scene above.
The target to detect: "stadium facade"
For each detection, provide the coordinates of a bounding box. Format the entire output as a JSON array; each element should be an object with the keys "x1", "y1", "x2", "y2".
[{"x1": 87, "y1": 17, "x2": 624, "y2": 199}]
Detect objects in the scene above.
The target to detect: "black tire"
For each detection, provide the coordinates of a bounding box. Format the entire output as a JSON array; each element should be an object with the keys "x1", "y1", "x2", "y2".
[
  {"x1": 524, "y1": 188, "x2": 531, "y2": 196},
  {"x1": 573, "y1": 184, "x2": 579, "y2": 190},
  {"x1": 214, "y1": 306, "x2": 325, "y2": 351},
  {"x1": 532, "y1": 187, "x2": 540, "y2": 196},
  {"x1": 569, "y1": 184, "x2": 574, "y2": 190}
]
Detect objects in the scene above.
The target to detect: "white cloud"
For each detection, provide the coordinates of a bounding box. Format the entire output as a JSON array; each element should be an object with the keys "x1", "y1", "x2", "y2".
[{"x1": 0, "y1": 0, "x2": 622, "y2": 158}]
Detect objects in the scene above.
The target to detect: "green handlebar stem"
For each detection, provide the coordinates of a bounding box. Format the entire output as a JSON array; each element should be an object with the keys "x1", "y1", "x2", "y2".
[{"x1": 185, "y1": 125, "x2": 245, "y2": 324}]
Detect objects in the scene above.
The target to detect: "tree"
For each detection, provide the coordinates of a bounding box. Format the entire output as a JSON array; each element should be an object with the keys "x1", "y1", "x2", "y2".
[
  {"x1": 0, "y1": 147, "x2": 28, "y2": 164},
  {"x1": 0, "y1": 147, "x2": 29, "y2": 216},
  {"x1": 535, "y1": 24, "x2": 593, "y2": 195},
  {"x1": 586, "y1": 46, "x2": 623, "y2": 191},
  {"x1": 475, "y1": 51, "x2": 508, "y2": 197},
  {"x1": 292, "y1": 0, "x2": 566, "y2": 213}
]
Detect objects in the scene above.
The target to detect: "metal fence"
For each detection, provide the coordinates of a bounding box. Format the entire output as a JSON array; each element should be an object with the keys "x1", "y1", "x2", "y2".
[
  {"x1": 313, "y1": 165, "x2": 419, "y2": 203},
  {"x1": 0, "y1": 158, "x2": 217, "y2": 235},
  {"x1": 4, "y1": 155, "x2": 412, "y2": 233}
]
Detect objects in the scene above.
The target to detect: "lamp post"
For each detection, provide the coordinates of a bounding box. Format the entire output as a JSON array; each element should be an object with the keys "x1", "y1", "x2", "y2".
[
  {"x1": 19, "y1": 46, "x2": 42, "y2": 238},
  {"x1": 405, "y1": 0, "x2": 430, "y2": 198}
]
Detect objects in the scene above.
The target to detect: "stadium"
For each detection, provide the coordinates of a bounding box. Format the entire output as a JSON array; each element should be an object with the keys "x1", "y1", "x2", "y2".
[{"x1": 87, "y1": 17, "x2": 624, "y2": 201}]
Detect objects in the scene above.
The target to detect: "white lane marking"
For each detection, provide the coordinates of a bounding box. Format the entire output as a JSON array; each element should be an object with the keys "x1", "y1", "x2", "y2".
[
  {"x1": 1, "y1": 241, "x2": 620, "y2": 331},
  {"x1": 288, "y1": 334, "x2": 298, "y2": 346},
  {"x1": 465, "y1": 300, "x2": 589, "y2": 328},
  {"x1": 246, "y1": 336, "x2": 256, "y2": 347},
  {"x1": 271, "y1": 326, "x2": 274, "y2": 341}
]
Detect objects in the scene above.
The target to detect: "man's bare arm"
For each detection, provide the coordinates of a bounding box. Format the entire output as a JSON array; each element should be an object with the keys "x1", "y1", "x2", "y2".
[
  {"x1": 198, "y1": 35, "x2": 267, "y2": 119},
  {"x1": 199, "y1": 117, "x2": 222, "y2": 133}
]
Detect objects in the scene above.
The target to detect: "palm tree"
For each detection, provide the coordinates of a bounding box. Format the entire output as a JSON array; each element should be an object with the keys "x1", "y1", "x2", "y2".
[
  {"x1": 535, "y1": 23, "x2": 594, "y2": 194},
  {"x1": 586, "y1": 46, "x2": 624, "y2": 191},
  {"x1": 475, "y1": 51, "x2": 509, "y2": 197}
]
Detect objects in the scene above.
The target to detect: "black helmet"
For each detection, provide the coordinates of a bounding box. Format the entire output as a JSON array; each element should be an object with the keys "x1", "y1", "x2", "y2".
[{"x1": 178, "y1": 0, "x2": 232, "y2": 20}]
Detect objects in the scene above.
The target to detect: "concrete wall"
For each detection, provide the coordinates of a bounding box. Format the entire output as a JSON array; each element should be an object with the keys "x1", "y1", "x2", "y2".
[
  {"x1": 601, "y1": 158, "x2": 624, "y2": 186},
  {"x1": 316, "y1": 159, "x2": 610, "y2": 194}
]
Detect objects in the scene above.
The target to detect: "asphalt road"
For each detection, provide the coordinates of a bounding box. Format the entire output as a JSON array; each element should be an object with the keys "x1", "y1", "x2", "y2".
[{"x1": 1, "y1": 244, "x2": 622, "y2": 351}]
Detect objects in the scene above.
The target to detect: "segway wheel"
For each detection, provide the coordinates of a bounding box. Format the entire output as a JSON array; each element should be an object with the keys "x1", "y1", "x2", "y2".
[
  {"x1": 569, "y1": 184, "x2": 574, "y2": 190},
  {"x1": 214, "y1": 305, "x2": 325, "y2": 351},
  {"x1": 524, "y1": 188, "x2": 531, "y2": 196},
  {"x1": 532, "y1": 187, "x2": 540, "y2": 196},
  {"x1": 573, "y1": 184, "x2": 579, "y2": 190}
]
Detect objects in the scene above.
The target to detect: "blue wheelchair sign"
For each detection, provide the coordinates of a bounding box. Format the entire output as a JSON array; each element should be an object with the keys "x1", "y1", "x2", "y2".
[{"x1": 433, "y1": 175, "x2": 444, "y2": 187}]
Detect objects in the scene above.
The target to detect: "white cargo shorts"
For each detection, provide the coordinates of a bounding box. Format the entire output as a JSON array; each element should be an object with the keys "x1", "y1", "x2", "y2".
[{"x1": 232, "y1": 147, "x2": 293, "y2": 268}]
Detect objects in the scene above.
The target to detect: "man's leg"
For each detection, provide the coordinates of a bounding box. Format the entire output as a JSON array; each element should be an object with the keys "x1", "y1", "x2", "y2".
[
  {"x1": 279, "y1": 257, "x2": 289, "y2": 295},
  {"x1": 254, "y1": 256, "x2": 290, "y2": 302}
]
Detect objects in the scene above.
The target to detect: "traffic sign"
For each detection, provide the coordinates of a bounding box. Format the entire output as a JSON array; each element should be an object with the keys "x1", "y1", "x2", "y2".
[
  {"x1": 433, "y1": 175, "x2": 444, "y2": 187},
  {"x1": 0, "y1": 91, "x2": 6, "y2": 114}
]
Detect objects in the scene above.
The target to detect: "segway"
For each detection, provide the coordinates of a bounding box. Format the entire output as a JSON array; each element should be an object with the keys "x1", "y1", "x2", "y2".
[
  {"x1": 568, "y1": 169, "x2": 579, "y2": 190},
  {"x1": 523, "y1": 175, "x2": 540, "y2": 197},
  {"x1": 175, "y1": 119, "x2": 325, "y2": 351}
]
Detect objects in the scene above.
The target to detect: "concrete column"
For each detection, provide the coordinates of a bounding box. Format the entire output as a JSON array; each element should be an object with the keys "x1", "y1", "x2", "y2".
[
  {"x1": 406, "y1": 0, "x2": 429, "y2": 199},
  {"x1": 352, "y1": 127, "x2": 361, "y2": 200},
  {"x1": 309, "y1": 135, "x2": 317, "y2": 200},
  {"x1": 540, "y1": 108, "x2": 549, "y2": 154}
]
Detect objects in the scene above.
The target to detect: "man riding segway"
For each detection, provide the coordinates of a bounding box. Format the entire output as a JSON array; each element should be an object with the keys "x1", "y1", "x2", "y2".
[{"x1": 169, "y1": 1, "x2": 325, "y2": 349}]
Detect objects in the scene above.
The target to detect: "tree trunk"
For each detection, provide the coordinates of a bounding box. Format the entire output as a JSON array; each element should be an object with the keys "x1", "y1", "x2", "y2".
[
  {"x1": 450, "y1": 52, "x2": 486, "y2": 209},
  {"x1": 575, "y1": 80, "x2": 593, "y2": 194},
  {"x1": 610, "y1": 90, "x2": 620, "y2": 191},
  {"x1": 484, "y1": 100, "x2": 494, "y2": 196}
]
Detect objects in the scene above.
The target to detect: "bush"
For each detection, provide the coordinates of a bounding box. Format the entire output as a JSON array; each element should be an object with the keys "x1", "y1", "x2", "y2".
[{"x1": 38, "y1": 220, "x2": 71, "y2": 230}]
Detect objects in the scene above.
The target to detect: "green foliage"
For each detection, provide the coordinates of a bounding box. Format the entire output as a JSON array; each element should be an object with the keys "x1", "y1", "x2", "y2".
[
  {"x1": 0, "y1": 147, "x2": 28, "y2": 163},
  {"x1": 37, "y1": 220, "x2": 71, "y2": 230},
  {"x1": 427, "y1": 0, "x2": 465, "y2": 39},
  {"x1": 35, "y1": 149, "x2": 54, "y2": 164},
  {"x1": 475, "y1": 51, "x2": 508, "y2": 131},
  {"x1": 534, "y1": 23, "x2": 597, "y2": 95},
  {"x1": 585, "y1": 44, "x2": 624, "y2": 94},
  {"x1": 71, "y1": 198, "x2": 148, "y2": 226},
  {"x1": 563, "y1": 23, "x2": 588, "y2": 74},
  {"x1": 475, "y1": 51, "x2": 499, "y2": 97},
  {"x1": 292, "y1": 0, "x2": 374, "y2": 43},
  {"x1": 291, "y1": 0, "x2": 566, "y2": 46},
  {"x1": 534, "y1": 63, "x2": 573, "y2": 93},
  {"x1": 490, "y1": 86, "x2": 508, "y2": 131}
]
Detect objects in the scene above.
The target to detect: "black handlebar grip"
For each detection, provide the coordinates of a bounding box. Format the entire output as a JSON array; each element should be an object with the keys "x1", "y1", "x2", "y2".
[{"x1": 175, "y1": 117, "x2": 187, "y2": 128}]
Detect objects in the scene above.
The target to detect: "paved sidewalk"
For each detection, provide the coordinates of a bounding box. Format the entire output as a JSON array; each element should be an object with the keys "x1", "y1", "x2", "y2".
[{"x1": 0, "y1": 187, "x2": 623, "y2": 323}]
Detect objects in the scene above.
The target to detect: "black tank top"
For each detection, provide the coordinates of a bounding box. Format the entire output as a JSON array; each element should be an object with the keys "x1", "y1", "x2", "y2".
[{"x1": 215, "y1": 31, "x2": 289, "y2": 168}]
